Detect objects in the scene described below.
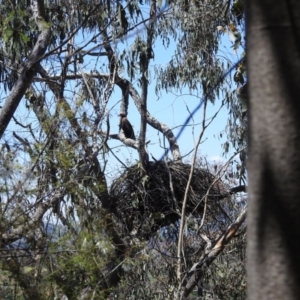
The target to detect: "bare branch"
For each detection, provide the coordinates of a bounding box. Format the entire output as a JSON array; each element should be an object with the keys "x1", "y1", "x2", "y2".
[
  {"x1": 177, "y1": 99, "x2": 208, "y2": 283},
  {"x1": 2, "y1": 188, "x2": 66, "y2": 243},
  {"x1": 179, "y1": 207, "x2": 247, "y2": 299},
  {"x1": 43, "y1": 72, "x2": 182, "y2": 160},
  {"x1": 138, "y1": 0, "x2": 157, "y2": 170}
]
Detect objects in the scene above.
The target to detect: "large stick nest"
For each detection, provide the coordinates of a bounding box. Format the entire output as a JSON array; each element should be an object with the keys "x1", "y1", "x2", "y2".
[{"x1": 110, "y1": 161, "x2": 229, "y2": 239}]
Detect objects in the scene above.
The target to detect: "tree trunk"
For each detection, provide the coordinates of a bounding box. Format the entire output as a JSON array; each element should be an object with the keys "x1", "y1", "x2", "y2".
[{"x1": 246, "y1": 0, "x2": 300, "y2": 299}]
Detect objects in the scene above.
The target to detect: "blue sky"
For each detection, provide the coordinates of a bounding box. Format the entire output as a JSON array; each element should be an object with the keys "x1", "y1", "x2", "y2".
[
  {"x1": 1, "y1": 18, "x2": 243, "y2": 184},
  {"x1": 104, "y1": 32, "x2": 242, "y2": 175}
]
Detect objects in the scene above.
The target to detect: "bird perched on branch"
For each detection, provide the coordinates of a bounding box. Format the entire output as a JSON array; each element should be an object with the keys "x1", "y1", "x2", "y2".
[{"x1": 119, "y1": 113, "x2": 136, "y2": 140}]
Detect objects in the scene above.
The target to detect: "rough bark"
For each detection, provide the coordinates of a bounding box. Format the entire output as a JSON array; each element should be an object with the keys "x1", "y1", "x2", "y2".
[{"x1": 246, "y1": 0, "x2": 300, "y2": 299}]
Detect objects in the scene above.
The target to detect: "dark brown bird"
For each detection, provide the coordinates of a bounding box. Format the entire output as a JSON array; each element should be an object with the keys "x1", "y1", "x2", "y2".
[{"x1": 119, "y1": 113, "x2": 135, "y2": 140}]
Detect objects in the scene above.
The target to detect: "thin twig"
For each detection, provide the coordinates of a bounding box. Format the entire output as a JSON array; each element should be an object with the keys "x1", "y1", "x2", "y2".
[{"x1": 176, "y1": 99, "x2": 208, "y2": 284}]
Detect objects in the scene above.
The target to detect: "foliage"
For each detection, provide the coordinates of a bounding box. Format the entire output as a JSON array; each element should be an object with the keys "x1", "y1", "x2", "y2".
[{"x1": 0, "y1": 0, "x2": 247, "y2": 299}]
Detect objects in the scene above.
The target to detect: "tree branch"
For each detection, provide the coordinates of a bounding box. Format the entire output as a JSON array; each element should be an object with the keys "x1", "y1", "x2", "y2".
[
  {"x1": 179, "y1": 207, "x2": 247, "y2": 299},
  {"x1": 40, "y1": 72, "x2": 182, "y2": 161},
  {"x1": 0, "y1": 0, "x2": 51, "y2": 139}
]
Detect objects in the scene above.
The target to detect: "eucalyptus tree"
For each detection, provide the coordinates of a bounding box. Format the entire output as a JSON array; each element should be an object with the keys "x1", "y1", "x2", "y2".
[{"x1": 0, "y1": 0, "x2": 246, "y2": 298}]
